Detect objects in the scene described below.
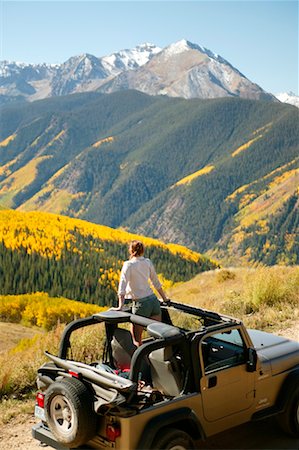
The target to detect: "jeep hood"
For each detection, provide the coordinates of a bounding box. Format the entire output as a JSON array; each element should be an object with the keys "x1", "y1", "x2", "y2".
[{"x1": 248, "y1": 329, "x2": 299, "y2": 375}]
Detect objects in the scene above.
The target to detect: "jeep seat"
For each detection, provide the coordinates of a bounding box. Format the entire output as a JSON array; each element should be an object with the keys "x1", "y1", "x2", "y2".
[
  {"x1": 111, "y1": 328, "x2": 137, "y2": 370},
  {"x1": 149, "y1": 346, "x2": 182, "y2": 397}
]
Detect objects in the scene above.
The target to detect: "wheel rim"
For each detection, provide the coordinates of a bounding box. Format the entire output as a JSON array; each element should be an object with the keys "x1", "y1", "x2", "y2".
[
  {"x1": 49, "y1": 394, "x2": 76, "y2": 437},
  {"x1": 169, "y1": 446, "x2": 187, "y2": 450}
]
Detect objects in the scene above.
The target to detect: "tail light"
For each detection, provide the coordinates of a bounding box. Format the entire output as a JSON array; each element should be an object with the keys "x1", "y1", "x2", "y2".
[
  {"x1": 36, "y1": 392, "x2": 45, "y2": 408},
  {"x1": 106, "y1": 422, "x2": 121, "y2": 441},
  {"x1": 68, "y1": 370, "x2": 80, "y2": 379}
]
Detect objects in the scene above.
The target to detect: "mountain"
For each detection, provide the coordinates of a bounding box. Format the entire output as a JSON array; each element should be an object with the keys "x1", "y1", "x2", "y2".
[
  {"x1": 0, "y1": 209, "x2": 216, "y2": 305},
  {"x1": 0, "y1": 61, "x2": 57, "y2": 104},
  {"x1": 0, "y1": 43, "x2": 161, "y2": 104},
  {"x1": 99, "y1": 40, "x2": 275, "y2": 100},
  {"x1": 0, "y1": 90, "x2": 298, "y2": 265},
  {"x1": 50, "y1": 43, "x2": 162, "y2": 96},
  {"x1": 0, "y1": 40, "x2": 275, "y2": 104},
  {"x1": 275, "y1": 92, "x2": 299, "y2": 108}
]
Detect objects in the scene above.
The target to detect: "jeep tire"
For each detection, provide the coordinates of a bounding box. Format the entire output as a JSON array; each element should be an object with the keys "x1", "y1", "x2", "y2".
[
  {"x1": 44, "y1": 377, "x2": 97, "y2": 447},
  {"x1": 277, "y1": 386, "x2": 299, "y2": 437},
  {"x1": 151, "y1": 427, "x2": 195, "y2": 450}
]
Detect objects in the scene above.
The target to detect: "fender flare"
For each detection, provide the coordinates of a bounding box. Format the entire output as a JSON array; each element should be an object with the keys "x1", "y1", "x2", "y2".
[
  {"x1": 136, "y1": 406, "x2": 205, "y2": 450},
  {"x1": 276, "y1": 367, "x2": 299, "y2": 412}
]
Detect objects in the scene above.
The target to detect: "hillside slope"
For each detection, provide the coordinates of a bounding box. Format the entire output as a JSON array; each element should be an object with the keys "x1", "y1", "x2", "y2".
[
  {"x1": 0, "y1": 90, "x2": 298, "y2": 264},
  {"x1": 0, "y1": 209, "x2": 216, "y2": 305}
]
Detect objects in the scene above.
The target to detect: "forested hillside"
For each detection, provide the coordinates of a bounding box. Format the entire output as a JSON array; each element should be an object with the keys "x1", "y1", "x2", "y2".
[
  {"x1": 0, "y1": 210, "x2": 216, "y2": 305},
  {"x1": 0, "y1": 90, "x2": 298, "y2": 264},
  {"x1": 224, "y1": 192, "x2": 299, "y2": 265}
]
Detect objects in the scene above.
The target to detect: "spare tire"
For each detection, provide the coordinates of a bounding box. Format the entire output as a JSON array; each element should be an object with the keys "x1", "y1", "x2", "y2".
[{"x1": 44, "y1": 377, "x2": 97, "y2": 447}]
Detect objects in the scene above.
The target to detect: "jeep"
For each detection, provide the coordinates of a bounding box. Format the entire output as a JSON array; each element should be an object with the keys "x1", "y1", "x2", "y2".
[{"x1": 32, "y1": 301, "x2": 299, "y2": 449}]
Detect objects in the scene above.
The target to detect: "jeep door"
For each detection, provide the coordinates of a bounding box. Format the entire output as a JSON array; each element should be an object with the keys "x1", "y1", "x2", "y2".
[{"x1": 199, "y1": 327, "x2": 255, "y2": 421}]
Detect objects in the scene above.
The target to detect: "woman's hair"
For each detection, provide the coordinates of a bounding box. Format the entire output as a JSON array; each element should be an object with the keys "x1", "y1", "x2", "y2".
[{"x1": 129, "y1": 240, "x2": 145, "y2": 258}]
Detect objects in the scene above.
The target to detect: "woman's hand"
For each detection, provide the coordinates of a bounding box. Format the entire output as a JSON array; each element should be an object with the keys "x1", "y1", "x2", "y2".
[
  {"x1": 161, "y1": 298, "x2": 171, "y2": 306},
  {"x1": 109, "y1": 306, "x2": 124, "y2": 311}
]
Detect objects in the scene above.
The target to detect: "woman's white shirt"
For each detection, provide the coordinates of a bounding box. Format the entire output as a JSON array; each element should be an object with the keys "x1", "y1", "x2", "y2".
[{"x1": 118, "y1": 256, "x2": 161, "y2": 299}]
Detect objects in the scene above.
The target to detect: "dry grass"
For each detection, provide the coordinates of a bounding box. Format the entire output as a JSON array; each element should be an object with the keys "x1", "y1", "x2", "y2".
[
  {"x1": 168, "y1": 266, "x2": 299, "y2": 334},
  {"x1": 0, "y1": 326, "x2": 64, "y2": 399},
  {"x1": 0, "y1": 323, "x2": 43, "y2": 354},
  {"x1": 0, "y1": 395, "x2": 34, "y2": 426},
  {"x1": 0, "y1": 322, "x2": 106, "y2": 401},
  {"x1": 0, "y1": 320, "x2": 108, "y2": 424},
  {"x1": 0, "y1": 324, "x2": 106, "y2": 425}
]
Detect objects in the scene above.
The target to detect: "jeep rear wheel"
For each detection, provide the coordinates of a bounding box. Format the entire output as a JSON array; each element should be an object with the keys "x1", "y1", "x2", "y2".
[
  {"x1": 152, "y1": 428, "x2": 195, "y2": 450},
  {"x1": 277, "y1": 386, "x2": 299, "y2": 437},
  {"x1": 44, "y1": 377, "x2": 97, "y2": 447}
]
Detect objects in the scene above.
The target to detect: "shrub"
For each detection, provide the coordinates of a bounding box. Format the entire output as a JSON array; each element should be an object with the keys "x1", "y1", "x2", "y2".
[
  {"x1": 246, "y1": 266, "x2": 299, "y2": 310},
  {"x1": 216, "y1": 269, "x2": 236, "y2": 283}
]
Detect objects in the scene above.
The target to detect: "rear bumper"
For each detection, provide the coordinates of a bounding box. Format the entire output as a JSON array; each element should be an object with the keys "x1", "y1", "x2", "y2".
[{"x1": 32, "y1": 422, "x2": 93, "y2": 449}]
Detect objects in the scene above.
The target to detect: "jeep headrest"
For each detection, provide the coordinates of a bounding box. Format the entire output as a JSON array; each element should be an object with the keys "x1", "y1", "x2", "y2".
[
  {"x1": 93, "y1": 310, "x2": 131, "y2": 323},
  {"x1": 147, "y1": 322, "x2": 183, "y2": 340}
]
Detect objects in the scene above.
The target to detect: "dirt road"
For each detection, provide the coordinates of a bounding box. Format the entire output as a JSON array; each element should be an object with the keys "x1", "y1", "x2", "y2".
[
  {"x1": 0, "y1": 415, "x2": 41, "y2": 450},
  {"x1": 1, "y1": 412, "x2": 298, "y2": 450}
]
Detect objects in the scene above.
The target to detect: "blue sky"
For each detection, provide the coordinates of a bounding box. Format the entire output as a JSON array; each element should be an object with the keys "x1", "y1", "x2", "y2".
[{"x1": 1, "y1": 1, "x2": 298, "y2": 95}]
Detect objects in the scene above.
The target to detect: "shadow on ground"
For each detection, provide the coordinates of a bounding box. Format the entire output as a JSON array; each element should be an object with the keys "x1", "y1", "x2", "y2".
[{"x1": 196, "y1": 417, "x2": 299, "y2": 449}]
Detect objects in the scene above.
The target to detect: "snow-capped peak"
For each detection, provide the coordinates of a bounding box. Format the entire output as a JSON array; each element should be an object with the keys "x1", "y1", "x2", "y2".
[
  {"x1": 275, "y1": 91, "x2": 299, "y2": 108},
  {"x1": 162, "y1": 39, "x2": 212, "y2": 58},
  {"x1": 165, "y1": 39, "x2": 191, "y2": 55},
  {"x1": 0, "y1": 60, "x2": 57, "y2": 78},
  {"x1": 161, "y1": 39, "x2": 231, "y2": 67},
  {"x1": 101, "y1": 43, "x2": 161, "y2": 72}
]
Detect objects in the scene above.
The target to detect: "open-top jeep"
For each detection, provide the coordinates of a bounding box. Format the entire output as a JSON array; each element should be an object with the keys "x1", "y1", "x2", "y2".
[{"x1": 32, "y1": 301, "x2": 299, "y2": 449}]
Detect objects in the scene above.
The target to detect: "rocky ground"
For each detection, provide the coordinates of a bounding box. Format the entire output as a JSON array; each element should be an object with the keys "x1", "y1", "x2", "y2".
[{"x1": 0, "y1": 415, "x2": 41, "y2": 450}]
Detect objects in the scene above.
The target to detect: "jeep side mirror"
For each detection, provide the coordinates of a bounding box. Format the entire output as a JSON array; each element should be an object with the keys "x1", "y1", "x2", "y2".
[{"x1": 247, "y1": 348, "x2": 257, "y2": 372}]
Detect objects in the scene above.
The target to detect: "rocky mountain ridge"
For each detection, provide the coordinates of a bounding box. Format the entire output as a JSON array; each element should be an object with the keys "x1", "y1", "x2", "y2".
[
  {"x1": 0, "y1": 40, "x2": 276, "y2": 104},
  {"x1": 99, "y1": 40, "x2": 275, "y2": 100}
]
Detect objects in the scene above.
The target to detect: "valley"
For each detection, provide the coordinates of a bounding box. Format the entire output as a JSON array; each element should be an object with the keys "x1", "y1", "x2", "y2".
[{"x1": 0, "y1": 91, "x2": 297, "y2": 266}]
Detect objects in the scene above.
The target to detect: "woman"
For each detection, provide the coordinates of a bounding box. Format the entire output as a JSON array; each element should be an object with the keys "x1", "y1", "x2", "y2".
[{"x1": 116, "y1": 240, "x2": 169, "y2": 346}]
